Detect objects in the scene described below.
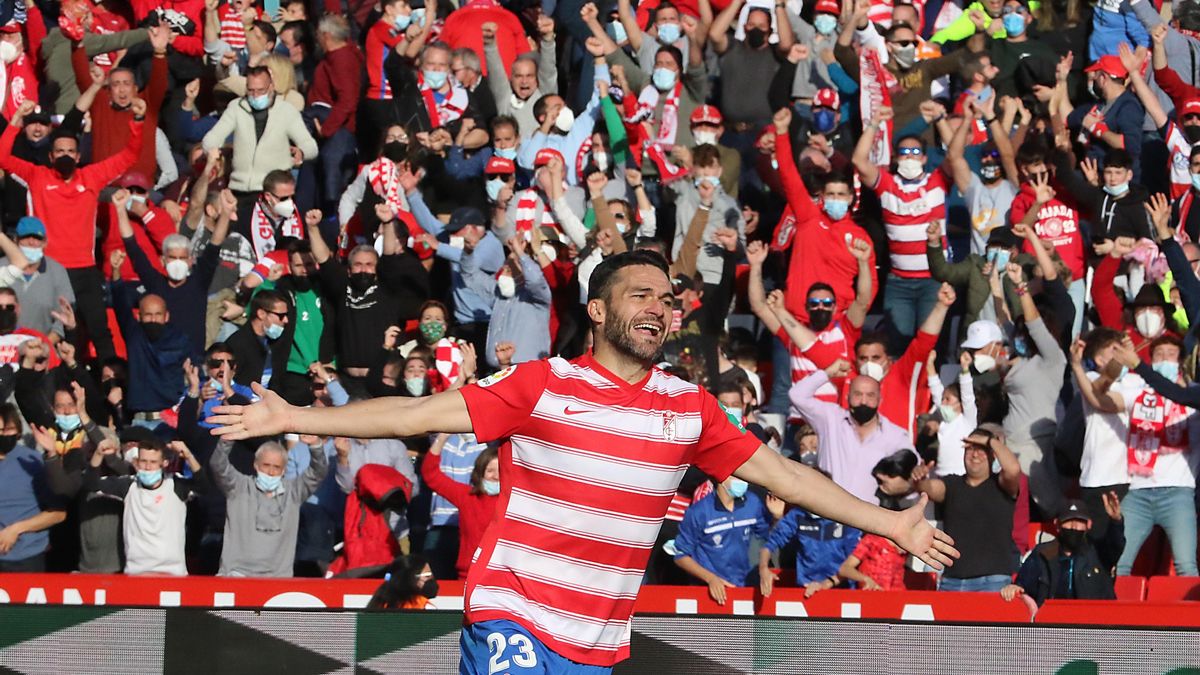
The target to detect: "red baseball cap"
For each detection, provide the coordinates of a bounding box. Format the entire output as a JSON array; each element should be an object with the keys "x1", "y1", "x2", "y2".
[
  {"x1": 689, "y1": 104, "x2": 723, "y2": 127},
  {"x1": 1182, "y1": 98, "x2": 1200, "y2": 117},
  {"x1": 0, "y1": 21, "x2": 21, "y2": 33},
  {"x1": 814, "y1": 0, "x2": 839, "y2": 14},
  {"x1": 814, "y1": 88, "x2": 839, "y2": 110},
  {"x1": 534, "y1": 148, "x2": 564, "y2": 167},
  {"x1": 117, "y1": 170, "x2": 151, "y2": 192},
  {"x1": 1084, "y1": 55, "x2": 1128, "y2": 80},
  {"x1": 485, "y1": 156, "x2": 516, "y2": 174}
]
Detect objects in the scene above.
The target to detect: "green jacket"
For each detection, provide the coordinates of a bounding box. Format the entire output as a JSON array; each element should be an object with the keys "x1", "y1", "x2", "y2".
[
  {"x1": 42, "y1": 28, "x2": 150, "y2": 115},
  {"x1": 931, "y1": 1, "x2": 1042, "y2": 45},
  {"x1": 927, "y1": 242, "x2": 1034, "y2": 325}
]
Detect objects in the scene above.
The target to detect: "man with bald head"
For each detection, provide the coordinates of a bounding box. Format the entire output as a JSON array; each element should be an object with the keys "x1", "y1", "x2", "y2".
[
  {"x1": 113, "y1": 290, "x2": 191, "y2": 429},
  {"x1": 790, "y1": 361, "x2": 915, "y2": 504}
]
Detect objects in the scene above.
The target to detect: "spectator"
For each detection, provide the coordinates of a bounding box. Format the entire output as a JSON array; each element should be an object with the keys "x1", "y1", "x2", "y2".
[
  {"x1": 0, "y1": 403, "x2": 65, "y2": 572},
  {"x1": 307, "y1": 15, "x2": 364, "y2": 213},
  {"x1": 225, "y1": 289, "x2": 290, "y2": 389},
  {"x1": 334, "y1": 435, "x2": 419, "y2": 552},
  {"x1": 485, "y1": 236, "x2": 552, "y2": 369},
  {"x1": 4, "y1": 218, "x2": 72, "y2": 343},
  {"x1": 837, "y1": 531, "x2": 907, "y2": 591},
  {"x1": 483, "y1": 20, "x2": 557, "y2": 142},
  {"x1": 927, "y1": 351, "x2": 979, "y2": 476},
  {"x1": 366, "y1": 554, "x2": 439, "y2": 609},
  {"x1": 759, "y1": 497, "x2": 862, "y2": 598},
  {"x1": 674, "y1": 475, "x2": 773, "y2": 605},
  {"x1": 110, "y1": 287, "x2": 190, "y2": 430},
  {"x1": 419, "y1": 433, "x2": 499, "y2": 580},
  {"x1": 1002, "y1": 498, "x2": 1124, "y2": 605},
  {"x1": 1066, "y1": 55, "x2": 1144, "y2": 180}
]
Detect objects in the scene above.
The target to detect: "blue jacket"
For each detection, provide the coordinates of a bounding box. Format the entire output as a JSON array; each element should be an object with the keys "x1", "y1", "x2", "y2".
[
  {"x1": 407, "y1": 190, "x2": 504, "y2": 324},
  {"x1": 674, "y1": 491, "x2": 770, "y2": 586},
  {"x1": 765, "y1": 508, "x2": 861, "y2": 585},
  {"x1": 1088, "y1": 0, "x2": 1148, "y2": 61},
  {"x1": 1067, "y1": 90, "x2": 1145, "y2": 181},
  {"x1": 484, "y1": 255, "x2": 552, "y2": 369},
  {"x1": 112, "y1": 281, "x2": 191, "y2": 414}
]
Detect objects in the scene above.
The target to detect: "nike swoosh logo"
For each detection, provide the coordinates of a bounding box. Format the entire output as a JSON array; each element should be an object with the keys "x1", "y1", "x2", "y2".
[{"x1": 563, "y1": 407, "x2": 589, "y2": 416}]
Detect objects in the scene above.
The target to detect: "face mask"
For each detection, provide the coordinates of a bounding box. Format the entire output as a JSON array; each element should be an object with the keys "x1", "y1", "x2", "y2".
[
  {"x1": 813, "y1": 108, "x2": 837, "y2": 134},
  {"x1": 823, "y1": 198, "x2": 850, "y2": 221},
  {"x1": 725, "y1": 407, "x2": 744, "y2": 424},
  {"x1": 814, "y1": 14, "x2": 838, "y2": 35},
  {"x1": 411, "y1": 8, "x2": 426, "y2": 26},
  {"x1": 0, "y1": 40, "x2": 19, "y2": 64},
  {"x1": 897, "y1": 158, "x2": 924, "y2": 180},
  {"x1": 609, "y1": 20, "x2": 628, "y2": 43},
  {"x1": 137, "y1": 469, "x2": 162, "y2": 487},
  {"x1": 20, "y1": 245, "x2": 43, "y2": 264},
  {"x1": 554, "y1": 106, "x2": 575, "y2": 133},
  {"x1": 404, "y1": 376, "x2": 425, "y2": 396},
  {"x1": 1136, "y1": 310, "x2": 1165, "y2": 338},
  {"x1": 938, "y1": 403, "x2": 960, "y2": 422},
  {"x1": 482, "y1": 479, "x2": 500, "y2": 496},
  {"x1": 0, "y1": 435, "x2": 17, "y2": 455},
  {"x1": 657, "y1": 22, "x2": 681, "y2": 44},
  {"x1": 496, "y1": 274, "x2": 517, "y2": 298},
  {"x1": 977, "y1": 85, "x2": 994, "y2": 103},
  {"x1": 165, "y1": 259, "x2": 190, "y2": 281},
  {"x1": 393, "y1": 12, "x2": 412, "y2": 30},
  {"x1": 808, "y1": 308, "x2": 833, "y2": 332},
  {"x1": 1185, "y1": 126, "x2": 1200, "y2": 145},
  {"x1": 264, "y1": 321, "x2": 285, "y2": 340},
  {"x1": 141, "y1": 321, "x2": 165, "y2": 341},
  {"x1": 693, "y1": 130, "x2": 718, "y2": 146},
  {"x1": 56, "y1": 413, "x2": 81, "y2": 432},
  {"x1": 892, "y1": 44, "x2": 916, "y2": 69},
  {"x1": 986, "y1": 248, "x2": 1010, "y2": 270},
  {"x1": 1090, "y1": 79, "x2": 1104, "y2": 101},
  {"x1": 1058, "y1": 528, "x2": 1086, "y2": 552},
  {"x1": 420, "y1": 578, "x2": 439, "y2": 598},
  {"x1": 652, "y1": 67, "x2": 677, "y2": 92},
  {"x1": 1002, "y1": 13, "x2": 1026, "y2": 36},
  {"x1": 1013, "y1": 335, "x2": 1029, "y2": 357},
  {"x1": 449, "y1": 236, "x2": 466, "y2": 250},
  {"x1": 540, "y1": 243, "x2": 557, "y2": 261},
  {"x1": 272, "y1": 198, "x2": 295, "y2": 219},
  {"x1": 1153, "y1": 360, "x2": 1181, "y2": 381},
  {"x1": 1103, "y1": 181, "x2": 1130, "y2": 197},
  {"x1": 980, "y1": 163, "x2": 1002, "y2": 182},
  {"x1": 1192, "y1": 174, "x2": 1200, "y2": 192},
  {"x1": 991, "y1": 457, "x2": 1001, "y2": 473},
  {"x1": 693, "y1": 175, "x2": 721, "y2": 189},
  {"x1": 745, "y1": 27, "x2": 768, "y2": 49},
  {"x1": 859, "y1": 361, "x2": 885, "y2": 381},
  {"x1": 973, "y1": 353, "x2": 997, "y2": 373},
  {"x1": 53, "y1": 155, "x2": 77, "y2": 178},
  {"x1": 726, "y1": 478, "x2": 749, "y2": 499},
  {"x1": 0, "y1": 306, "x2": 15, "y2": 333},
  {"x1": 125, "y1": 194, "x2": 146, "y2": 211},
  {"x1": 349, "y1": 271, "x2": 376, "y2": 293},
  {"x1": 211, "y1": 378, "x2": 224, "y2": 393},
  {"x1": 423, "y1": 69, "x2": 448, "y2": 89},
  {"x1": 592, "y1": 150, "x2": 609, "y2": 172},
  {"x1": 419, "y1": 320, "x2": 447, "y2": 343},
  {"x1": 247, "y1": 94, "x2": 271, "y2": 111},
  {"x1": 849, "y1": 404, "x2": 877, "y2": 425},
  {"x1": 255, "y1": 471, "x2": 283, "y2": 493},
  {"x1": 494, "y1": 146, "x2": 517, "y2": 160},
  {"x1": 382, "y1": 140, "x2": 407, "y2": 162},
  {"x1": 291, "y1": 275, "x2": 313, "y2": 293},
  {"x1": 485, "y1": 177, "x2": 507, "y2": 203}
]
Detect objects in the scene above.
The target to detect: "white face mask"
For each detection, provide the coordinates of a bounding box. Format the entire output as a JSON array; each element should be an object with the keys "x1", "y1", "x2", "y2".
[
  {"x1": 496, "y1": 274, "x2": 517, "y2": 298},
  {"x1": 592, "y1": 151, "x2": 609, "y2": 172},
  {"x1": 859, "y1": 361, "x2": 885, "y2": 381},
  {"x1": 973, "y1": 354, "x2": 997, "y2": 373},
  {"x1": 272, "y1": 198, "x2": 296, "y2": 219},
  {"x1": 897, "y1": 158, "x2": 924, "y2": 180},
  {"x1": 1136, "y1": 310, "x2": 1166, "y2": 338},
  {"x1": 554, "y1": 106, "x2": 575, "y2": 133},
  {"x1": 449, "y1": 235, "x2": 466, "y2": 250},
  {"x1": 693, "y1": 130, "x2": 718, "y2": 146},
  {"x1": 165, "y1": 258, "x2": 190, "y2": 281},
  {"x1": 540, "y1": 243, "x2": 557, "y2": 261},
  {"x1": 0, "y1": 40, "x2": 19, "y2": 65}
]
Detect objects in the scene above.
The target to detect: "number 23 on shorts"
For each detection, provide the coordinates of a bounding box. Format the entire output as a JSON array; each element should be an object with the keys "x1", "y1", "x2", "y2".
[{"x1": 487, "y1": 631, "x2": 538, "y2": 673}]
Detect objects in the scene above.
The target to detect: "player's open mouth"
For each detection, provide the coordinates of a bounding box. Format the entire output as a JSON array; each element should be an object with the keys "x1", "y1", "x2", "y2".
[{"x1": 633, "y1": 322, "x2": 663, "y2": 337}]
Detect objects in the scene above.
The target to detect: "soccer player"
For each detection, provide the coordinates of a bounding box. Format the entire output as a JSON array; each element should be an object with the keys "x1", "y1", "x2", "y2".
[{"x1": 210, "y1": 250, "x2": 958, "y2": 674}]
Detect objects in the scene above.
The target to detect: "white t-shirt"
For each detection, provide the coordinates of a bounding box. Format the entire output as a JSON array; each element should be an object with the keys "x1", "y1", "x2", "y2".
[
  {"x1": 1080, "y1": 371, "x2": 1144, "y2": 488},
  {"x1": 1124, "y1": 384, "x2": 1200, "y2": 490}
]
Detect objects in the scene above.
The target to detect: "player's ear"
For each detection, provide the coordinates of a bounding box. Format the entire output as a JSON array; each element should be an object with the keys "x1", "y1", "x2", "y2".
[{"x1": 586, "y1": 298, "x2": 606, "y2": 325}]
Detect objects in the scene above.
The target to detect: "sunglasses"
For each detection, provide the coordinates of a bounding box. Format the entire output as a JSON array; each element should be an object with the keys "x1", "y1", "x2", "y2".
[
  {"x1": 897, "y1": 147, "x2": 924, "y2": 157},
  {"x1": 207, "y1": 358, "x2": 235, "y2": 369},
  {"x1": 264, "y1": 310, "x2": 288, "y2": 320},
  {"x1": 807, "y1": 298, "x2": 836, "y2": 308},
  {"x1": 890, "y1": 40, "x2": 916, "y2": 47}
]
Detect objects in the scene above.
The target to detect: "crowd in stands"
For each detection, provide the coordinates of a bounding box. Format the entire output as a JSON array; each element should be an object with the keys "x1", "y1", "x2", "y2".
[{"x1": 0, "y1": 0, "x2": 1199, "y2": 610}]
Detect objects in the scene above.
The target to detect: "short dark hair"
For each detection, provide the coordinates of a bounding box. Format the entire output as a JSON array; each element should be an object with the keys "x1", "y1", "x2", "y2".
[
  {"x1": 206, "y1": 341, "x2": 234, "y2": 358},
  {"x1": 532, "y1": 96, "x2": 556, "y2": 123},
  {"x1": 251, "y1": 289, "x2": 288, "y2": 320},
  {"x1": 587, "y1": 250, "x2": 671, "y2": 303},
  {"x1": 1082, "y1": 326, "x2": 1125, "y2": 362},
  {"x1": 885, "y1": 21, "x2": 916, "y2": 40},
  {"x1": 1015, "y1": 140, "x2": 1048, "y2": 168},
  {"x1": 693, "y1": 144, "x2": 721, "y2": 169},
  {"x1": 895, "y1": 133, "x2": 927, "y2": 152},
  {"x1": 0, "y1": 403, "x2": 21, "y2": 432},
  {"x1": 263, "y1": 169, "x2": 295, "y2": 194},
  {"x1": 806, "y1": 282, "x2": 835, "y2": 299},
  {"x1": 872, "y1": 449, "x2": 918, "y2": 479},
  {"x1": 855, "y1": 332, "x2": 888, "y2": 353},
  {"x1": 1105, "y1": 148, "x2": 1134, "y2": 171},
  {"x1": 245, "y1": 65, "x2": 273, "y2": 82},
  {"x1": 491, "y1": 114, "x2": 519, "y2": 138},
  {"x1": 656, "y1": 45, "x2": 683, "y2": 71},
  {"x1": 253, "y1": 20, "x2": 277, "y2": 44}
]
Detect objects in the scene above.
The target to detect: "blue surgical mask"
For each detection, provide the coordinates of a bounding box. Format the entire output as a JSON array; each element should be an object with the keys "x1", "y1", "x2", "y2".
[
  {"x1": 405, "y1": 376, "x2": 425, "y2": 396},
  {"x1": 247, "y1": 94, "x2": 271, "y2": 111},
  {"x1": 1153, "y1": 361, "x2": 1181, "y2": 381},
  {"x1": 494, "y1": 146, "x2": 517, "y2": 160},
  {"x1": 423, "y1": 69, "x2": 448, "y2": 89},
  {"x1": 987, "y1": 248, "x2": 1011, "y2": 270},
  {"x1": 991, "y1": 458, "x2": 1001, "y2": 473},
  {"x1": 693, "y1": 175, "x2": 721, "y2": 189},
  {"x1": 264, "y1": 322, "x2": 285, "y2": 340},
  {"x1": 977, "y1": 85, "x2": 994, "y2": 102},
  {"x1": 211, "y1": 378, "x2": 224, "y2": 393},
  {"x1": 411, "y1": 8, "x2": 425, "y2": 26},
  {"x1": 20, "y1": 245, "x2": 42, "y2": 264},
  {"x1": 137, "y1": 469, "x2": 163, "y2": 487},
  {"x1": 482, "y1": 479, "x2": 500, "y2": 496},
  {"x1": 652, "y1": 67, "x2": 677, "y2": 91},
  {"x1": 255, "y1": 471, "x2": 283, "y2": 493},
  {"x1": 609, "y1": 20, "x2": 628, "y2": 43},
  {"x1": 125, "y1": 194, "x2": 146, "y2": 211},
  {"x1": 56, "y1": 413, "x2": 81, "y2": 431},
  {"x1": 1103, "y1": 181, "x2": 1130, "y2": 197},
  {"x1": 814, "y1": 14, "x2": 838, "y2": 35},
  {"x1": 486, "y1": 177, "x2": 507, "y2": 202},
  {"x1": 657, "y1": 22, "x2": 681, "y2": 44},
  {"x1": 823, "y1": 198, "x2": 850, "y2": 221},
  {"x1": 393, "y1": 12, "x2": 412, "y2": 30},
  {"x1": 1191, "y1": 174, "x2": 1200, "y2": 192},
  {"x1": 1002, "y1": 13, "x2": 1026, "y2": 36},
  {"x1": 813, "y1": 108, "x2": 837, "y2": 134},
  {"x1": 938, "y1": 403, "x2": 960, "y2": 423},
  {"x1": 726, "y1": 478, "x2": 749, "y2": 499}
]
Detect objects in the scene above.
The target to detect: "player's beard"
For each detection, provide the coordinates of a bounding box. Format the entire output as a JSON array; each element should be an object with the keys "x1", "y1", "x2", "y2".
[{"x1": 603, "y1": 310, "x2": 664, "y2": 363}]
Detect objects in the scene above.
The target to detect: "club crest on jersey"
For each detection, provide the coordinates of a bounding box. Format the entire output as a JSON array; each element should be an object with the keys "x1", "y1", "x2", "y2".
[
  {"x1": 662, "y1": 411, "x2": 677, "y2": 442},
  {"x1": 478, "y1": 365, "x2": 516, "y2": 388}
]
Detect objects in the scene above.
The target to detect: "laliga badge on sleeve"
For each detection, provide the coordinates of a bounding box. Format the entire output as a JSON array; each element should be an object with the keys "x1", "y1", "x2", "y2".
[{"x1": 478, "y1": 365, "x2": 517, "y2": 388}]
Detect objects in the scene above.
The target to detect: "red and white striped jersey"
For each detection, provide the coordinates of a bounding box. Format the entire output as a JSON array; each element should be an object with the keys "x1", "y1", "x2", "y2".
[
  {"x1": 777, "y1": 321, "x2": 860, "y2": 418},
  {"x1": 219, "y1": 4, "x2": 248, "y2": 51},
  {"x1": 873, "y1": 169, "x2": 948, "y2": 279},
  {"x1": 458, "y1": 354, "x2": 761, "y2": 666}
]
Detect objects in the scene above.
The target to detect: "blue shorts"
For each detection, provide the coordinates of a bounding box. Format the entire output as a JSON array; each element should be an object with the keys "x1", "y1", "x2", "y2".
[{"x1": 459, "y1": 619, "x2": 613, "y2": 675}]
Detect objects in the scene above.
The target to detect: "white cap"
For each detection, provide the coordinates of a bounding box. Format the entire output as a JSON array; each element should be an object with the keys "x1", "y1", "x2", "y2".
[{"x1": 960, "y1": 320, "x2": 1003, "y2": 350}]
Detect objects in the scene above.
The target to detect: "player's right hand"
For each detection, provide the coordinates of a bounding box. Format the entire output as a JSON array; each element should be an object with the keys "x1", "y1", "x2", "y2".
[{"x1": 707, "y1": 577, "x2": 735, "y2": 606}]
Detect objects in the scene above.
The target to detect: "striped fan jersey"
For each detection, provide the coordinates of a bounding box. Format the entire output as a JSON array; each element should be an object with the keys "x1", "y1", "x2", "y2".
[
  {"x1": 458, "y1": 354, "x2": 761, "y2": 666},
  {"x1": 872, "y1": 169, "x2": 949, "y2": 279},
  {"x1": 777, "y1": 321, "x2": 860, "y2": 419}
]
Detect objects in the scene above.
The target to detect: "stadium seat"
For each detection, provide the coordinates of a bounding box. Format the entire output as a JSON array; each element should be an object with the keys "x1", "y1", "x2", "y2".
[
  {"x1": 1113, "y1": 576, "x2": 1146, "y2": 602},
  {"x1": 904, "y1": 569, "x2": 938, "y2": 591},
  {"x1": 1146, "y1": 576, "x2": 1200, "y2": 602}
]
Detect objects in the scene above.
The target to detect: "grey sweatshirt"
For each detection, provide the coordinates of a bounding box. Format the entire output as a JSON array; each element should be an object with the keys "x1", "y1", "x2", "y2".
[
  {"x1": 667, "y1": 179, "x2": 745, "y2": 286},
  {"x1": 211, "y1": 440, "x2": 326, "y2": 577},
  {"x1": 0, "y1": 256, "x2": 75, "y2": 338},
  {"x1": 1002, "y1": 317, "x2": 1067, "y2": 446},
  {"x1": 1132, "y1": 0, "x2": 1200, "y2": 129}
]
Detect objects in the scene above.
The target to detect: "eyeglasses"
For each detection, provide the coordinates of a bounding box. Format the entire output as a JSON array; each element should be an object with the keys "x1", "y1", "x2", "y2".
[
  {"x1": 264, "y1": 310, "x2": 288, "y2": 320},
  {"x1": 207, "y1": 358, "x2": 236, "y2": 369},
  {"x1": 612, "y1": 212, "x2": 628, "y2": 220},
  {"x1": 897, "y1": 147, "x2": 924, "y2": 157},
  {"x1": 807, "y1": 298, "x2": 836, "y2": 308}
]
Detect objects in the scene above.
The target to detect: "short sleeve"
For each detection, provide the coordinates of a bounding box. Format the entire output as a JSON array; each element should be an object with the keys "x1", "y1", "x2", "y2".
[
  {"x1": 692, "y1": 389, "x2": 762, "y2": 482},
  {"x1": 851, "y1": 534, "x2": 873, "y2": 561},
  {"x1": 458, "y1": 360, "x2": 552, "y2": 443}
]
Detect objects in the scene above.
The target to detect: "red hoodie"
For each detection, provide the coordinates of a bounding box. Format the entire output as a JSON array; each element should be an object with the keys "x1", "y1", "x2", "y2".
[
  {"x1": 421, "y1": 450, "x2": 499, "y2": 580},
  {"x1": 437, "y1": 0, "x2": 526, "y2": 78}
]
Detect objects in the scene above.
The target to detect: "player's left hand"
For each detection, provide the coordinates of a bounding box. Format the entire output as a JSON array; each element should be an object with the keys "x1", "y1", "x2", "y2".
[{"x1": 887, "y1": 494, "x2": 959, "y2": 570}]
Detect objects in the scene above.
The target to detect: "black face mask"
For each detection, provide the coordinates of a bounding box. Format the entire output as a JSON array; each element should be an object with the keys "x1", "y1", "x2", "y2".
[
  {"x1": 1058, "y1": 528, "x2": 1087, "y2": 553},
  {"x1": 0, "y1": 434, "x2": 17, "y2": 455},
  {"x1": 291, "y1": 275, "x2": 313, "y2": 293},
  {"x1": 382, "y1": 141, "x2": 407, "y2": 163},
  {"x1": 1185, "y1": 125, "x2": 1200, "y2": 145},
  {"x1": 349, "y1": 272, "x2": 376, "y2": 293},
  {"x1": 142, "y1": 321, "x2": 165, "y2": 342},
  {"x1": 849, "y1": 404, "x2": 877, "y2": 425},
  {"x1": 0, "y1": 306, "x2": 15, "y2": 333},
  {"x1": 808, "y1": 309, "x2": 833, "y2": 332},
  {"x1": 102, "y1": 378, "x2": 125, "y2": 396},
  {"x1": 420, "y1": 578, "x2": 439, "y2": 599},
  {"x1": 52, "y1": 155, "x2": 77, "y2": 178},
  {"x1": 745, "y1": 28, "x2": 768, "y2": 49}
]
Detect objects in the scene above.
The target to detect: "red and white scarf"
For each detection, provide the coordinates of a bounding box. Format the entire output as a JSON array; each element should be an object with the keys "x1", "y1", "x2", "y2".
[
  {"x1": 434, "y1": 337, "x2": 463, "y2": 390},
  {"x1": 1127, "y1": 388, "x2": 1189, "y2": 477},
  {"x1": 249, "y1": 201, "x2": 303, "y2": 260},
  {"x1": 366, "y1": 157, "x2": 405, "y2": 215},
  {"x1": 630, "y1": 81, "x2": 681, "y2": 151},
  {"x1": 513, "y1": 188, "x2": 557, "y2": 236},
  {"x1": 860, "y1": 48, "x2": 895, "y2": 167},
  {"x1": 417, "y1": 73, "x2": 468, "y2": 128}
]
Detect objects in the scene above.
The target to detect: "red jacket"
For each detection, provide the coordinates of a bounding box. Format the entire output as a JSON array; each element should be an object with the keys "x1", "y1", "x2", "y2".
[
  {"x1": 541, "y1": 257, "x2": 577, "y2": 348},
  {"x1": 130, "y1": 0, "x2": 206, "y2": 57},
  {"x1": 438, "y1": 0, "x2": 526, "y2": 78},
  {"x1": 1091, "y1": 254, "x2": 1180, "y2": 361},
  {"x1": 840, "y1": 330, "x2": 936, "y2": 439},
  {"x1": 328, "y1": 464, "x2": 413, "y2": 576},
  {"x1": 0, "y1": 121, "x2": 143, "y2": 269},
  {"x1": 100, "y1": 203, "x2": 177, "y2": 280},
  {"x1": 307, "y1": 43, "x2": 365, "y2": 137},
  {"x1": 73, "y1": 44, "x2": 166, "y2": 178},
  {"x1": 774, "y1": 130, "x2": 877, "y2": 323},
  {"x1": 421, "y1": 450, "x2": 499, "y2": 580}
]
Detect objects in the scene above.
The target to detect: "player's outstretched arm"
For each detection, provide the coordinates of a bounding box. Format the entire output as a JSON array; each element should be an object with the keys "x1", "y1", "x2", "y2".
[
  {"x1": 733, "y1": 446, "x2": 960, "y2": 570},
  {"x1": 208, "y1": 383, "x2": 474, "y2": 440}
]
